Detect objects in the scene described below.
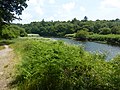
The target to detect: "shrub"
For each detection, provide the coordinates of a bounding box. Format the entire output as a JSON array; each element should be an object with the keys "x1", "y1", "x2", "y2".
[
  {"x1": 11, "y1": 38, "x2": 120, "y2": 90},
  {"x1": 75, "y1": 30, "x2": 89, "y2": 40},
  {"x1": 88, "y1": 34, "x2": 120, "y2": 45},
  {"x1": 0, "y1": 25, "x2": 27, "y2": 39},
  {"x1": 99, "y1": 27, "x2": 111, "y2": 35}
]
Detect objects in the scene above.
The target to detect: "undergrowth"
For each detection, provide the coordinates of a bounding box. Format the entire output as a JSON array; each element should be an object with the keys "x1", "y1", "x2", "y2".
[{"x1": 11, "y1": 38, "x2": 120, "y2": 90}]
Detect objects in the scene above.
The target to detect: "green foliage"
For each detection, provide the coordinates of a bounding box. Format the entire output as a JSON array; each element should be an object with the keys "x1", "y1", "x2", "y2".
[
  {"x1": 1, "y1": 25, "x2": 19, "y2": 39},
  {"x1": 99, "y1": 27, "x2": 111, "y2": 35},
  {"x1": 17, "y1": 18, "x2": 120, "y2": 38},
  {"x1": 0, "y1": 45, "x2": 4, "y2": 50},
  {"x1": 0, "y1": 0, "x2": 28, "y2": 24},
  {"x1": 111, "y1": 26, "x2": 120, "y2": 34},
  {"x1": 0, "y1": 40, "x2": 14, "y2": 45},
  {"x1": 11, "y1": 38, "x2": 120, "y2": 90},
  {"x1": 75, "y1": 30, "x2": 89, "y2": 40},
  {"x1": 88, "y1": 34, "x2": 120, "y2": 45},
  {"x1": 110, "y1": 56, "x2": 120, "y2": 89},
  {"x1": 0, "y1": 25, "x2": 27, "y2": 39}
]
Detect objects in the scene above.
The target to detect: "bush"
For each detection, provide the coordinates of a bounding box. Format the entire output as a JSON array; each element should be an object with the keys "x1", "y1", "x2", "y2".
[
  {"x1": 111, "y1": 26, "x2": 120, "y2": 34},
  {"x1": 0, "y1": 25, "x2": 27, "y2": 39},
  {"x1": 75, "y1": 30, "x2": 89, "y2": 40},
  {"x1": 88, "y1": 34, "x2": 120, "y2": 45},
  {"x1": 99, "y1": 27, "x2": 111, "y2": 35},
  {"x1": 11, "y1": 38, "x2": 120, "y2": 90},
  {"x1": 110, "y1": 55, "x2": 120, "y2": 90}
]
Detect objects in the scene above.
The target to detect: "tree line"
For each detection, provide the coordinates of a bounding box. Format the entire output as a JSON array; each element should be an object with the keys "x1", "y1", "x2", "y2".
[{"x1": 16, "y1": 17, "x2": 120, "y2": 37}]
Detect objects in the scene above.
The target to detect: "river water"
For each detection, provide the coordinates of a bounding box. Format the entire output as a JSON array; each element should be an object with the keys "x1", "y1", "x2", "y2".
[{"x1": 50, "y1": 37, "x2": 120, "y2": 60}]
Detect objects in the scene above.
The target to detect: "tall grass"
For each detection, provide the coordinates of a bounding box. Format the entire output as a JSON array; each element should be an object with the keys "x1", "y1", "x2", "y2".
[
  {"x1": 11, "y1": 38, "x2": 120, "y2": 90},
  {"x1": 0, "y1": 46, "x2": 5, "y2": 50}
]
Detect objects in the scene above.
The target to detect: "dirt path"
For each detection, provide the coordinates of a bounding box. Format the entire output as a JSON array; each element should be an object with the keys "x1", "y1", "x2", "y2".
[{"x1": 0, "y1": 45, "x2": 15, "y2": 90}]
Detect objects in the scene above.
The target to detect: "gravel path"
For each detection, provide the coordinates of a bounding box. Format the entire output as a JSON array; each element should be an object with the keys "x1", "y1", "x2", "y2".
[{"x1": 0, "y1": 45, "x2": 15, "y2": 90}]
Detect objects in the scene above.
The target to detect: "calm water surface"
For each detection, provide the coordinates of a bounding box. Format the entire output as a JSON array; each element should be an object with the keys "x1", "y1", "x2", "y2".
[{"x1": 50, "y1": 37, "x2": 120, "y2": 60}]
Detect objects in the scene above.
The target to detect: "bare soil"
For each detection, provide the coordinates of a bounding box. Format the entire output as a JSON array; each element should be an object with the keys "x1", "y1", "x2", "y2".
[{"x1": 0, "y1": 45, "x2": 15, "y2": 90}]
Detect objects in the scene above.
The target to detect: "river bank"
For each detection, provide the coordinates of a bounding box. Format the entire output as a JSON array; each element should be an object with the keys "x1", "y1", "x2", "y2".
[
  {"x1": 10, "y1": 38, "x2": 120, "y2": 90},
  {"x1": 65, "y1": 34, "x2": 120, "y2": 46}
]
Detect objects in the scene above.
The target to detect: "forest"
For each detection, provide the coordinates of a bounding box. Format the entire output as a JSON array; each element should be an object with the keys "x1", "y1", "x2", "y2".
[{"x1": 16, "y1": 17, "x2": 120, "y2": 37}]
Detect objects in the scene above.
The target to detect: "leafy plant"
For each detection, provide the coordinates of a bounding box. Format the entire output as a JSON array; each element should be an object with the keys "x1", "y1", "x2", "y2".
[
  {"x1": 75, "y1": 30, "x2": 89, "y2": 40},
  {"x1": 11, "y1": 38, "x2": 120, "y2": 90}
]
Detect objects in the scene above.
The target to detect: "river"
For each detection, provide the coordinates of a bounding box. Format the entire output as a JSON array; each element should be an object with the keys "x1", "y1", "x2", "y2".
[{"x1": 50, "y1": 37, "x2": 120, "y2": 60}]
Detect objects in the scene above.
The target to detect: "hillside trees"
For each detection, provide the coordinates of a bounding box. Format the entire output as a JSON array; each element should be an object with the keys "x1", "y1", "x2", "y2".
[{"x1": 16, "y1": 17, "x2": 120, "y2": 37}]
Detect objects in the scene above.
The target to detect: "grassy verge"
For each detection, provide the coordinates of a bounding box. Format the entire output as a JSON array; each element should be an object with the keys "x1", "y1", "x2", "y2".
[
  {"x1": 0, "y1": 40, "x2": 14, "y2": 50},
  {"x1": 88, "y1": 34, "x2": 120, "y2": 45},
  {"x1": 0, "y1": 45, "x2": 5, "y2": 50},
  {"x1": 11, "y1": 38, "x2": 120, "y2": 90}
]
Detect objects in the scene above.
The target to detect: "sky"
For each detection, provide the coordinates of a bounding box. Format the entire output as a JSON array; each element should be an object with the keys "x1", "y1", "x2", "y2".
[{"x1": 13, "y1": 0, "x2": 120, "y2": 24}]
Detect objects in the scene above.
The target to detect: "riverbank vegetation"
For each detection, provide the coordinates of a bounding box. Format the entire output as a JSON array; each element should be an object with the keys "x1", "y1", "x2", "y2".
[
  {"x1": 16, "y1": 18, "x2": 120, "y2": 37},
  {"x1": 11, "y1": 38, "x2": 120, "y2": 90},
  {"x1": 88, "y1": 34, "x2": 120, "y2": 45},
  {"x1": 14, "y1": 17, "x2": 120, "y2": 45}
]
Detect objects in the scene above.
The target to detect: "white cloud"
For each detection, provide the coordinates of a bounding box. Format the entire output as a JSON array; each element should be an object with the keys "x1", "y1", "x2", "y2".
[
  {"x1": 13, "y1": 0, "x2": 45, "y2": 23},
  {"x1": 46, "y1": 16, "x2": 55, "y2": 21},
  {"x1": 100, "y1": 0, "x2": 120, "y2": 8},
  {"x1": 13, "y1": 0, "x2": 120, "y2": 24},
  {"x1": 49, "y1": 0, "x2": 55, "y2": 4},
  {"x1": 80, "y1": 6, "x2": 86, "y2": 12},
  {"x1": 35, "y1": 6, "x2": 44, "y2": 16},
  {"x1": 21, "y1": 12, "x2": 33, "y2": 19},
  {"x1": 27, "y1": 0, "x2": 45, "y2": 16},
  {"x1": 62, "y1": 2, "x2": 75, "y2": 12},
  {"x1": 28, "y1": 0, "x2": 45, "y2": 6},
  {"x1": 14, "y1": 12, "x2": 33, "y2": 24}
]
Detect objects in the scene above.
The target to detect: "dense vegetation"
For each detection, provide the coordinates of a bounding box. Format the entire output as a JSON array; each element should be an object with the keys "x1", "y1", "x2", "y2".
[
  {"x1": 17, "y1": 18, "x2": 120, "y2": 37},
  {"x1": 88, "y1": 34, "x2": 120, "y2": 45},
  {"x1": 11, "y1": 38, "x2": 120, "y2": 90},
  {"x1": 0, "y1": 25, "x2": 27, "y2": 39},
  {"x1": 15, "y1": 18, "x2": 120, "y2": 44},
  {"x1": 75, "y1": 30, "x2": 89, "y2": 40}
]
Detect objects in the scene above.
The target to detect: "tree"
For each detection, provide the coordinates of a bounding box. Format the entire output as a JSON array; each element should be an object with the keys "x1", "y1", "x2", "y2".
[
  {"x1": 0, "y1": 0, "x2": 28, "y2": 24},
  {"x1": 115, "y1": 18, "x2": 120, "y2": 22},
  {"x1": 83, "y1": 16, "x2": 88, "y2": 22}
]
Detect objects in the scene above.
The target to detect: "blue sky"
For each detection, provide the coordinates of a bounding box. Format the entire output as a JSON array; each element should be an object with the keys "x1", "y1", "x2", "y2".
[{"x1": 13, "y1": 0, "x2": 120, "y2": 24}]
